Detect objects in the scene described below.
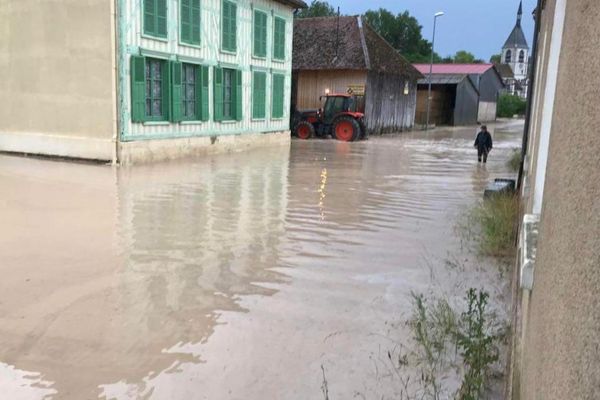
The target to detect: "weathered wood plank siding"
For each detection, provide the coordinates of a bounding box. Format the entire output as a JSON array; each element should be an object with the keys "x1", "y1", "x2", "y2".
[
  {"x1": 364, "y1": 72, "x2": 417, "y2": 134},
  {"x1": 295, "y1": 70, "x2": 367, "y2": 110}
]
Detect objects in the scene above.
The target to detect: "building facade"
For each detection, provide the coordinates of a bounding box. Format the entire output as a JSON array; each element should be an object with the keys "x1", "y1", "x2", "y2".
[
  {"x1": 508, "y1": 0, "x2": 600, "y2": 399},
  {"x1": 501, "y1": 1, "x2": 530, "y2": 98},
  {"x1": 0, "y1": 0, "x2": 305, "y2": 164},
  {"x1": 413, "y1": 64, "x2": 504, "y2": 125},
  {"x1": 292, "y1": 16, "x2": 422, "y2": 134}
]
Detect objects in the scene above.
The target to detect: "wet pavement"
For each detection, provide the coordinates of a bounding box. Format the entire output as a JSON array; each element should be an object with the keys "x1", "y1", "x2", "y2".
[{"x1": 0, "y1": 120, "x2": 523, "y2": 399}]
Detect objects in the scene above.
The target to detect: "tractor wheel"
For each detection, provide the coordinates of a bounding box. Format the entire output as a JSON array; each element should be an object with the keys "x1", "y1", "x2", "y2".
[
  {"x1": 294, "y1": 121, "x2": 315, "y2": 140},
  {"x1": 358, "y1": 119, "x2": 368, "y2": 140},
  {"x1": 333, "y1": 116, "x2": 361, "y2": 142}
]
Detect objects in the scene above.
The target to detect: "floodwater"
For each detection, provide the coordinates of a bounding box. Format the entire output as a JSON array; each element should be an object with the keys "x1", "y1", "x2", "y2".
[{"x1": 0, "y1": 120, "x2": 523, "y2": 400}]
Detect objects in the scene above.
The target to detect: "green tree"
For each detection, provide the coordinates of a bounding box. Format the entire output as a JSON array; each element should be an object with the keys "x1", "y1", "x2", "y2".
[
  {"x1": 295, "y1": 0, "x2": 337, "y2": 18},
  {"x1": 453, "y1": 50, "x2": 476, "y2": 63},
  {"x1": 489, "y1": 53, "x2": 502, "y2": 63},
  {"x1": 363, "y1": 9, "x2": 437, "y2": 63}
]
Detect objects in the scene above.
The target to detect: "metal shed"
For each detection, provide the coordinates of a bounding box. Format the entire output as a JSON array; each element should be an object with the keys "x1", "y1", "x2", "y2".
[{"x1": 415, "y1": 74, "x2": 479, "y2": 126}]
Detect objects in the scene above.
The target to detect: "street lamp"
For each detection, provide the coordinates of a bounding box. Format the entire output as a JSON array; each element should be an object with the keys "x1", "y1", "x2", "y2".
[{"x1": 425, "y1": 11, "x2": 444, "y2": 131}]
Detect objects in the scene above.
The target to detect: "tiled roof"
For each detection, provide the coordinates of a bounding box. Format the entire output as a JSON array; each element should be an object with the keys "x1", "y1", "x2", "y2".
[{"x1": 293, "y1": 16, "x2": 423, "y2": 78}]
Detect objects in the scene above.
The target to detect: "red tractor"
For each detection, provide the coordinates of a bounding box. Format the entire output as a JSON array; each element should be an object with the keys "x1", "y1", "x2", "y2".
[{"x1": 292, "y1": 94, "x2": 367, "y2": 142}]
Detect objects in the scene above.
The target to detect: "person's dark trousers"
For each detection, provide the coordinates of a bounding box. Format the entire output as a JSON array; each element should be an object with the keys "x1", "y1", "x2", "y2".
[{"x1": 478, "y1": 148, "x2": 488, "y2": 163}]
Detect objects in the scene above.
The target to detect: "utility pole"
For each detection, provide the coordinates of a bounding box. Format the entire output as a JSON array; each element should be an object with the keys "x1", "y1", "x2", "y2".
[{"x1": 426, "y1": 12, "x2": 444, "y2": 131}]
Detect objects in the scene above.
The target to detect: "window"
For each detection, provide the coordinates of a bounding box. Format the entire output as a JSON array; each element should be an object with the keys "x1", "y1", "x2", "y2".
[
  {"x1": 518, "y1": 50, "x2": 525, "y2": 63},
  {"x1": 505, "y1": 49, "x2": 512, "y2": 63},
  {"x1": 273, "y1": 17, "x2": 285, "y2": 60},
  {"x1": 222, "y1": 0, "x2": 237, "y2": 52},
  {"x1": 214, "y1": 67, "x2": 242, "y2": 121},
  {"x1": 131, "y1": 57, "x2": 209, "y2": 123},
  {"x1": 223, "y1": 68, "x2": 234, "y2": 119},
  {"x1": 143, "y1": 0, "x2": 168, "y2": 38},
  {"x1": 143, "y1": 58, "x2": 169, "y2": 121},
  {"x1": 252, "y1": 71, "x2": 267, "y2": 119},
  {"x1": 271, "y1": 73, "x2": 284, "y2": 119},
  {"x1": 253, "y1": 10, "x2": 268, "y2": 58},
  {"x1": 182, "y1": 64, "x2": 197, "y2": 119},
  {"x1": 180, "y1": 0, "x2": 201, "y2": 45}
]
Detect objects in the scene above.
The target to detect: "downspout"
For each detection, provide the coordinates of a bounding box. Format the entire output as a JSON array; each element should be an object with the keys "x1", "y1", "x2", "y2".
[
  {"x1": 517, "y1": 0, "x2": 543, "y2": 189},
  {"x1": 111, "y1": 0, "x2": 120, "y2": 166}
]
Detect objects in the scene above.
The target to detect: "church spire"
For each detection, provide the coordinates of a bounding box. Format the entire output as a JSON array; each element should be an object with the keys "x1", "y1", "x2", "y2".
[{"x1": 517, "y1": 1, "x2": 523, "y2": 27}]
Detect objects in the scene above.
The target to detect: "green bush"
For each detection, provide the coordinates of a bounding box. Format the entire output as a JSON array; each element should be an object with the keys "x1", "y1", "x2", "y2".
[{"x1": 497, "y1": 94, "x2": 526, "y2": 118}]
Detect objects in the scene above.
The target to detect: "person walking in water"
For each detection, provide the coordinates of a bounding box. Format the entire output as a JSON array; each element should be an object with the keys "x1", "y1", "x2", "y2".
[{"x1": 474, "y1": 125, "x2": 493, "y2": 163}]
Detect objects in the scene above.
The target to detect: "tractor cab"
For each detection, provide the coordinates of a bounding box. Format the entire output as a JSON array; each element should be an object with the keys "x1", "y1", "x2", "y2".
[
  {"x1": 320, "y1": 94, "x2": 358, "y2": 124},
  {"x1": 293, "y1": 93, "x2": 367, "y2": 142}
]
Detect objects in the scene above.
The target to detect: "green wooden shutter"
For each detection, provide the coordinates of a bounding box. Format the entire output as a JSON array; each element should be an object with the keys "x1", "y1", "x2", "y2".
[
  {"x1": 274, "y1": 17, "x2": 285, "y2": 60},
  {"x1": 196, "y1": 65, "x2": 209, "y2": 121},
  {"x1": 235, "y1": 69, "x2": 243, "y2": 121},
  {"x1": 130, "y1": 55, "x2": 146, "y2": 122},
  {"x1": 156, "y1": 0, "x2": 168, "y2": 37},
  {"x1": 253, "y1": 72, "x2": 266, "y2": 119},
  {"x1": 170, "y1": 61, "x2": 183, "y2": 122},
  {"x1": 253, "y1": 11, "x2": 266, "y2": 58},
  {"x1": 143, "y1": 0, "x2": 156, "y2": 36},
  {"x1": 230, "y1": 2, "x2": 237, "y2": 52},
  {"x1": 180, "y1": 0, "x2": 191, "y2": 43},
  {"x1": 272, "y1": 74, "x2": 284, "y2": 119},
  {"x1": 191, "y1": 0, "x2": 201, "y2": 44},
  {"x1": 214, "y1": 67, "x2": 223, "y2": 121},
  {"x1": 222, "y1": 1, "x2": 230, "y2": 51}
]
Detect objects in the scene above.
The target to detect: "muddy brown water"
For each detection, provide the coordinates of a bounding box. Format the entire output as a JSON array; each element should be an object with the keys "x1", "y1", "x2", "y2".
[{"x1": 0, "y1": 120, "x2": 523, "y2": 399}]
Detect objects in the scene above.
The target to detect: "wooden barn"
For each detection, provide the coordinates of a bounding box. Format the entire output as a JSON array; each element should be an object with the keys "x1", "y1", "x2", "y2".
[{"x1": 292, "y1": 16, "x2": 423, "y2": 134}]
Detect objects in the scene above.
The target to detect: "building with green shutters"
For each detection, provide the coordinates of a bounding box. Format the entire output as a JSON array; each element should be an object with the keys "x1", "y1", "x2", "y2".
[{"x1": 0, "y1": 0, "x2": 305, "y2": 164}]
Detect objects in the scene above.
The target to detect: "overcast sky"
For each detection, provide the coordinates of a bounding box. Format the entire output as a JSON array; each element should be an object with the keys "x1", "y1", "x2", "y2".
[{"x1": 324, "y1": 0, "x2": 537, "y2": 61}]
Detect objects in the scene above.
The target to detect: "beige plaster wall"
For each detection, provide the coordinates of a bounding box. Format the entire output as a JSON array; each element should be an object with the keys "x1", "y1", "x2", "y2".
[
  {"x1": 519, "y1": 1, "x2": 600, "y2": 399},
  {"x1": 0, "y1": 0, "x2": 116, "y2": 160}
]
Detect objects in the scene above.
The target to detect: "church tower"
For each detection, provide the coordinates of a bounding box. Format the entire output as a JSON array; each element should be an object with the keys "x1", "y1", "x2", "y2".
[{"x1": 502, "y1": 1, "x2": 530, "y2": 97}]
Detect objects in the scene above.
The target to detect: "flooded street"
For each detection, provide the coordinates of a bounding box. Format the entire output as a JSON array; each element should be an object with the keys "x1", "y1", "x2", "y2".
[{"x1": 0, "y1": 120, "x2": 523, "y2": 400}]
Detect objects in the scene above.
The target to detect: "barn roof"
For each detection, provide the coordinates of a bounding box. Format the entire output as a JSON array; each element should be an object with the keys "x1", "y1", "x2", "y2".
[
  {"x1": 293, "y1": 16, "x2": 422, "y2": 79},
  {"x1": 413, "y1": 63, "x2": 496, "y2": 75}
]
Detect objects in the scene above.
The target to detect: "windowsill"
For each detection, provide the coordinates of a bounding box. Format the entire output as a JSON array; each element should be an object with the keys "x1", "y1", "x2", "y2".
[
  {"x1": 251, "y1": 118, "x2": 266, "y2": 122},
  {"x1": 271, "y1": 117, "x2": 285, "y2": 121},
  {"x1": 179, "y1": 41, "x2": 202, "y2": 50},
  {"x1": 252, "y1": 54, "x2": 267, "y2": 61},
  {"x1": 143, "y1": 121, "x2": 170, "y2": 126},
  {"x1": 272, "y1": 58, "x2": 285, "y2": 63},
  {"x1": 180, "y1": 120, "x2": 203, "y2": 125},
  {"x1": 220, "y1": 49, "x2": 237, "y2": 56},
  {"x1": 220, "y1": 119, "x2": 237, "y2": 124},
  {"x1": 141, "y1": 33, "x2": 169, "y2": 43}
]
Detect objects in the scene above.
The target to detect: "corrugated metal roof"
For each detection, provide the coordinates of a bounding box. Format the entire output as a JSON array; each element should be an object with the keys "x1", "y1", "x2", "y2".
[
  {"x1": 413, "y1": 64, "x2": 495, "y2": 75},
  {"x1": 417, "y1": 74, "x2": 469, "y2": 85}
]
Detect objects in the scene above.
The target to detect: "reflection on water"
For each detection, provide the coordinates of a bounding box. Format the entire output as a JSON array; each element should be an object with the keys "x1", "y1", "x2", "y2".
[{"x1": 0, "y1": 121, "x2": 523, "y2": 399}]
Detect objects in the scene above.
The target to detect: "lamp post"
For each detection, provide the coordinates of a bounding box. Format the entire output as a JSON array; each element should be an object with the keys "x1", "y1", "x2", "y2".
[{"x1": 425, "y1": 11, "x2": 444, "y2": 131}]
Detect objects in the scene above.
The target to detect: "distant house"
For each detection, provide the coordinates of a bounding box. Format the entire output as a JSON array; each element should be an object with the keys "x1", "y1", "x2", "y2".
[
  {"x1": 0, "y1": 0, "x2": 306, "y2": 164},
  {"x1": 413, "y1": 64, "x2": 505, "y2": 125},
  {"x1": 292, "y1": 16, "x2": 423, "y2": 134}
]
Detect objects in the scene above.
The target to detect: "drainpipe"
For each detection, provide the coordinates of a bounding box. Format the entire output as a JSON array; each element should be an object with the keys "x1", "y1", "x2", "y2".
[
  {"x1": 517, "y1": 0, "x2": 543, "y2": 189},
  {"x1": 111, "y1": 0, "x2": 120, "y2": 166}
]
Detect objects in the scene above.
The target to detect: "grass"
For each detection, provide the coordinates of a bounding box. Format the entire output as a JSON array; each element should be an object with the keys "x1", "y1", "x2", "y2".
[
  {"x1": 507, "y1": 148, "x2": 522, "y2": 172},
  {"x1": 459, "y1": 194, "x2": 519, "y2": 258},
  {"x1": 407, "y1": 289, "x2": 503, "y2": 400}
]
